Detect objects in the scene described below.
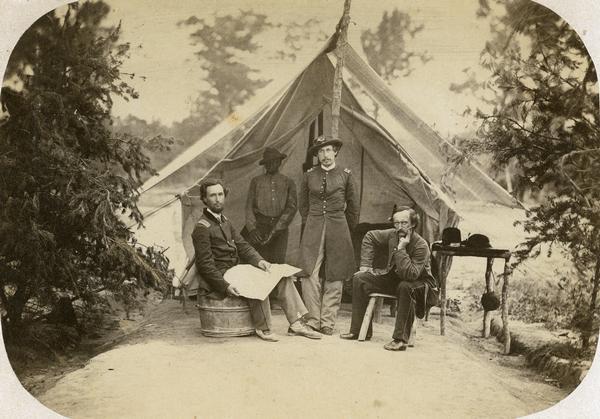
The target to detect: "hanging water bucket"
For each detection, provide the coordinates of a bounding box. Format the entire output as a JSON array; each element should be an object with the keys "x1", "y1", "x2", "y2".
[{"x1": 196, "y1": 296, "x2": 255, "y2": 337}]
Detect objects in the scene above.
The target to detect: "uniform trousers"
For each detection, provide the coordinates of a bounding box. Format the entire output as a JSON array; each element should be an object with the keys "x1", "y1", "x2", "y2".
[
  {"x1": 349, "y1": 271, "x2": 429, "y2": 342},
  {"x1": 246, "y1": 276, "x2": 307, "y2": 330},
  {"x1": 301, "y1": 225, "x2": 343, "y2": 330}
]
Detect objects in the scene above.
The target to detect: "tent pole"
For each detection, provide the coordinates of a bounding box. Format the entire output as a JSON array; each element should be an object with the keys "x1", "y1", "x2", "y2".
[{"x1": 331, "y1": 0, "x2": 352, "y2": 140}]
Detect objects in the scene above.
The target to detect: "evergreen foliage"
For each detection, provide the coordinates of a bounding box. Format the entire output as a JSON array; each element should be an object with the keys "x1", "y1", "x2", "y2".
[
  {"x1": 454, "y1": 0, "x2": 600, "y2": 347},
  {"x1": 0, "y1": 2, "x2": 172, "y2": 338}
]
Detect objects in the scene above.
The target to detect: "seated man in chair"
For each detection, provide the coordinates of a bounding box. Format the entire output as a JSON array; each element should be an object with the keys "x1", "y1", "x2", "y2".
[{"x1": 340, "y1": 206, "x2": 437, "y2": 351}]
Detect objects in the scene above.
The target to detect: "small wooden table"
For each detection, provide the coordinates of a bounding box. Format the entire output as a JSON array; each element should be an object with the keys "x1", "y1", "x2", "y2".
[{"x1": 431, "y1": 243, "x2": 512, "y2": 354}]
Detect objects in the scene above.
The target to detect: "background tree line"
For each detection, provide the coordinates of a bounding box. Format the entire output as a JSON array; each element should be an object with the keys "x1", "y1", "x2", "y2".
[{"x1": 114, "y1": 10, "x2": 330, "y2": 176}]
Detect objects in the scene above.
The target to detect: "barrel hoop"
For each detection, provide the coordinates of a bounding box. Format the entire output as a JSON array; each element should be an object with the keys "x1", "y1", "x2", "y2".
[
  {"x1": 201, "y1": 328, "x2": 255, "y2": 337},
  {"x1": 197, "y1": 306, "x2": 250, "y2": 313}
]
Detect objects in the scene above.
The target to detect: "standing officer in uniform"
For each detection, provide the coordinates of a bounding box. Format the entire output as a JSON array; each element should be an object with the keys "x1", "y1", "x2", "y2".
[
  {"x1": 298, "y1": 135, "x2": 359, "y2": 335},
  {"x1": 244, "y1": 147, "x2": 297, "y2": 264},
  {"x1": 192, "y1": 178, "x2": 322, "y2": 342}
]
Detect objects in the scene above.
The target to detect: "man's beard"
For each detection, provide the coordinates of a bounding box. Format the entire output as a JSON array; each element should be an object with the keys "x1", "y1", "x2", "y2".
[
  {"x1": 210, "y1": 205, "x2": 223, "y2": 213},
  {"x1": 204, "y1": 200, "x2": 223, "y2": 213}
]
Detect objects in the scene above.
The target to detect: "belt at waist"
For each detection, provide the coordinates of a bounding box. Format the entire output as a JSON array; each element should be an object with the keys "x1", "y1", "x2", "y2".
[
  {"x1": 307, "y1": 209, "x2": 346, "y2": 216},
  {"x1": 255, "y1": 212, "x2": 279, "y2": 225}
]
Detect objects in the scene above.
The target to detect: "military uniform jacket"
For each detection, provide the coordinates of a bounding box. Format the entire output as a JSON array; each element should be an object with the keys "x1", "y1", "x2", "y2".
[
  {"x1": 245, "y1": 173, "x2": 297, "y2": 232},
  {"x1": 360, "y1": 229, "x2": 437, "y2": 289},
  {"x1": 298, "y1": 165, "x2": 359, "y2": 282},
  {"x1": 192, "y1": 208, "x2": 263, "y2": 299}
]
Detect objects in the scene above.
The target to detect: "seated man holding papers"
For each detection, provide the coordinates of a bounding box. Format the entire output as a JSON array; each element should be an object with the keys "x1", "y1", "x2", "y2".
[{"x1": 191, "y1": 178, "x2": 322, "y2": 342}]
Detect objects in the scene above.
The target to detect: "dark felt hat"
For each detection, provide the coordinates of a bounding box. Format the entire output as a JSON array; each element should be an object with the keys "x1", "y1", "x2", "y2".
[
  {"x1": 308, "y1": 135, "x2": 343, "y2": 156},
  {"x1": 462, "y1": 233, "x2": 491, "y2": 248},
  {"x1": 259, "y1": 147, "x2": 287, "y2": 165},
  {"x1": 442, "y1": 227, "x2": 462, "y2": 245}
]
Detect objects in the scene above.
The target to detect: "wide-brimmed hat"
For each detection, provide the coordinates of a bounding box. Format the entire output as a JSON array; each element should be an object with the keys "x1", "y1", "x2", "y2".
[
  {"x1": 308, "y1": 135, "x2": 343, "y2": 156},
  {"x1": 462, "y1": 233, "x2": 491, "y2": 248},
  {"x1": 259, "y1": 147, "x2": 287, "y2": 165}
]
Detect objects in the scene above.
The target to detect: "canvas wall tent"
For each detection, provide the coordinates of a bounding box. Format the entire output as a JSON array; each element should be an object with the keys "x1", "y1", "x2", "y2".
[{"x1": 134, "y1": 38, "x2": 520, "y2": 292}]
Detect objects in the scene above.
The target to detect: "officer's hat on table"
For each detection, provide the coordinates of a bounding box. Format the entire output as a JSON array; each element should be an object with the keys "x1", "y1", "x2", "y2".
[
  {"x1": 461, "y1": 233, "x2": 491, "y2": 248},
  {"x1": 442, "y1": 227, "x2": 462, "y2": 245},
  {"x1": 440, "y1": 228, "x2": 491, "y2": 248},
  {"x1": 259, "y1": 147, "x2": 287, "y2": 165},
  {"x1": 309, "y1": 135, "x2": 343, "y2": 156}
]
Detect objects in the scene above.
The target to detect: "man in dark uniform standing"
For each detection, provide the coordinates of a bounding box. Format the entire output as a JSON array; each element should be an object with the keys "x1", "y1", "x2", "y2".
[
  {"x1": 192, "y1": 178, "x2": 322, "y2": 342},
  {"x1": 244, "y1": 147, "x2": 296, "y2": 264},
  {"x1": 298, "y1": 136, "x2": 359, "y2": 335}
]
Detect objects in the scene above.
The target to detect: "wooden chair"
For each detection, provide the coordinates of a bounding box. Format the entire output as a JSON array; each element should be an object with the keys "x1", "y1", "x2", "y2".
[{"x1": 358, "y1": 283, "x2": 431, "y2": 344}]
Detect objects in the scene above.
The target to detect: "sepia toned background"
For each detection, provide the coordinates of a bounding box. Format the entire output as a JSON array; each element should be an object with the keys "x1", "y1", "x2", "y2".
[{"x1": 1, "y1": 0, "x2": 600, "y2": 417}]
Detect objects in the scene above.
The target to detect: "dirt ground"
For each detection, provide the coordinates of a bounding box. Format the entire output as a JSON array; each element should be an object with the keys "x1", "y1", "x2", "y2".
[{"x1": 34, "y1": 299, "x2": 570, "y2": 419}]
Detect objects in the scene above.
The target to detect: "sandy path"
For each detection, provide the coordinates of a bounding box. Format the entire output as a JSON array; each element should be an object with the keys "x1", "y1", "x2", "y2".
[{"x1": 37, "y1": 301, "x2": 567, "y2": 418}]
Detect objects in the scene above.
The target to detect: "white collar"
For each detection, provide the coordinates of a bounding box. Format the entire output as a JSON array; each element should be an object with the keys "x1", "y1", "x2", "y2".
[
  {"x1": 320, "y1": 162, "x2": 336, "y2": 171},
  {"x1": 206, "y1": 208, "x2": 223, "y2": 222}
]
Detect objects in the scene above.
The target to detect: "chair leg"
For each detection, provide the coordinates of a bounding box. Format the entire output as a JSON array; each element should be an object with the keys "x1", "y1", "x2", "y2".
[
  {"x1": 358, "y1": 297, "x2": 377, "y2": 341},
  {"x1": 182, "y1": 286, "x2": 189, "y2": 314},
  {"x1": 373, "y1": 297, "x2": 383, "y2": 323}
]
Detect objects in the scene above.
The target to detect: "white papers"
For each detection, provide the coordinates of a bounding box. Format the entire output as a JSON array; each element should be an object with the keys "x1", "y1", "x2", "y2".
[{"x1": 223, "y1": 264, "x2": 302, "y2": 300}]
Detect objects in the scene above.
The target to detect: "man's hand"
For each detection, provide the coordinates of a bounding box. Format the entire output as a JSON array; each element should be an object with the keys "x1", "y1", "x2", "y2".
[
  {"x1": 261, "y1": 229, "x2": 275, "y2": 245},
  {"x1": 397, "y1": 235, "x2": 410, "y2": 250},
  {"x1": 258, "y1": 260, "x2": 271, "y2": 272},
  {"x1": 226, "y1": 285, "x2": 241, "y2": 297},
  {"x1": 247, "y1": 229, "x2": 263, "y2": 246}
]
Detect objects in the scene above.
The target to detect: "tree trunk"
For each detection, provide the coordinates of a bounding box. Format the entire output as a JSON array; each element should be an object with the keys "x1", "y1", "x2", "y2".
[
  {"x1": 5, "y1": 286, "x2": 30, "y2": 340},
  {"x1": 582, "y1": 255, "x2": 600, "y2": 350}
]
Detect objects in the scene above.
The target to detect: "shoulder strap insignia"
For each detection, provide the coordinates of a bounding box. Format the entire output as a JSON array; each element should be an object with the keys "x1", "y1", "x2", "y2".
[
  {"x1": 197, "y1": 219, "x2": 210, "y2": 228},
  {"x1": 344, "y1": 168, "x2": 351, "y2": 174},
  {"x1": 307, "y1": 167, "x2": 315, "y2": 172}
]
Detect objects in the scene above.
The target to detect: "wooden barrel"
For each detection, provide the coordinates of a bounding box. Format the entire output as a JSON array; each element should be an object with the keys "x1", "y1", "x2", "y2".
[{"x1": 196, "y1": 296, "x2": 255, "y2": 337}]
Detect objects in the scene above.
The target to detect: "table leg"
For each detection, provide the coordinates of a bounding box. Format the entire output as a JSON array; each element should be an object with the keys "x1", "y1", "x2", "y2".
[
  {"x1": 502, "y1": 259, "x2": 511, "y2": 354},
  {"x1": 483, "y1": 257, "x2": 494, "y2": 337},
  {"x1": 435, "y1": 253, "x2": 452, "y2": 336},
  {"x1": 440, "y1": 269, "x2": 447, "y2": 336}
]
